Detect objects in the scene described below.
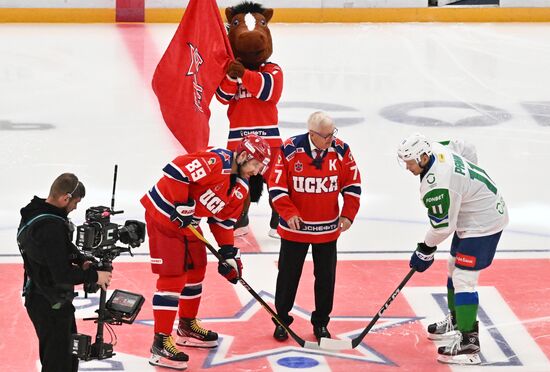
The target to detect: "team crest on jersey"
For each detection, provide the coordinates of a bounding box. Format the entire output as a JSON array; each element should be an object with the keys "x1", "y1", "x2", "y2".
[
  {"x1": 426, "y1": 173, "x2": 436, "y2": 184},
  {"x1": 233, "y1": 188, "x2": 244, "y2": 199},
  {"x1": 294, "y1": 161, "x2": 303, "y2": 172}
]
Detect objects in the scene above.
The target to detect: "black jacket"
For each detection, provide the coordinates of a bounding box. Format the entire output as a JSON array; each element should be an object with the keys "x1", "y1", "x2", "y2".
[{"x1": 18, "y1": 196, "x2": 98, "y2": 306}]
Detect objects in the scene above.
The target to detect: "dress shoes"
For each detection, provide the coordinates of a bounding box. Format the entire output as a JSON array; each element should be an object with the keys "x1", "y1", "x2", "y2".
[
  {"x1": 273, "y1": 324, "x2": 288, "y2": 341},
  {"x1": 313, "y1": 325, "x2": 331, "y2": 341}
]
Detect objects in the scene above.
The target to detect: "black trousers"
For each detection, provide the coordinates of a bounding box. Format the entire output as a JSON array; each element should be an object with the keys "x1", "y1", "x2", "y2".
[
  {"x1": 25, "y1": 292, "x2": 79, "y2": 372},
  {"x1": 274, "y1": 238, "x2": 337, "y2": 328}
]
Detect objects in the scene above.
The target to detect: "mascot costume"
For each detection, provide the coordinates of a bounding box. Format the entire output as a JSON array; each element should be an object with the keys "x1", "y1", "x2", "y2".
[{"x1": 216, "y1": 1, "x2": 283, "y2": 238}]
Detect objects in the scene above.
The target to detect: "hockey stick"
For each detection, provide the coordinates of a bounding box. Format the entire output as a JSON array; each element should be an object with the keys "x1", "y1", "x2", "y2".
[
  {"x1": 319, "y1": 268, "x2": 416, "y2": 350},
  {"x1": 187, "y1": 225, "x2": 320, "y2": 350}
]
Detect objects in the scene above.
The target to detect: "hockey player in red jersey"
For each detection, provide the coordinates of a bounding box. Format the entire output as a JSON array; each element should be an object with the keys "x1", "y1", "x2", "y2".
[
  {"x1": 216, "y1": 2, "x2": 283, "y2": 238},
  {"x1": 140, "y1": 134, "x2": 270, "y2": 370},
  {"x1": 268, "y1": 111, "x2": 362, "y2": 341}
]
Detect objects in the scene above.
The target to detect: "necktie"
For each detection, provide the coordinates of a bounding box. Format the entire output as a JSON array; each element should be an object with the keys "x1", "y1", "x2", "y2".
[{"x1": 312, "y1": 149, "x2": 324, "y2": 170}]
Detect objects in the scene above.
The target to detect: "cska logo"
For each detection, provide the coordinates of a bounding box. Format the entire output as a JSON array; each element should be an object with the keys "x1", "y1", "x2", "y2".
[
  {"x1": 294, "y1": 161, "x2": 303, "y2": 173},
  {"x1": 199, "y1": 189, "x2": 226, "y2": 214},
  {"x1": 235, "y1": 85, "x2": 253, "y2": 100},
  {"x1": 186, "y1": 42, "x2": 205, "y2": 113}
]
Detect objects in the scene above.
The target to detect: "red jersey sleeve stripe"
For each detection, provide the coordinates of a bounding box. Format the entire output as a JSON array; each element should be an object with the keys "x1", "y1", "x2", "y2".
[
  {"x1": 207, "y1": 217, "x2": 235, "y2": 229},
  {"x1": 216, "y1": 86, "x2": 234, "y2": 102},
  {"x1": 147, "y1": 185, "x2": 173, "y2": 217},
  {"x1": 163, "y1": 162, "x2": 190, "y2": 183},
  {"x1": 342, "y1": 184, "x2": 361, "y2": 197},
  {"x1": 257, "y1": 72, "x2": 274, "y2": 101}
]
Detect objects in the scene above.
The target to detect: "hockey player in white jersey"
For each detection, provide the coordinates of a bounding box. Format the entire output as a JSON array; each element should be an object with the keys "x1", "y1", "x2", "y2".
[{"x1": 397, "y1": 133, "x2": 508, "y2": 365}]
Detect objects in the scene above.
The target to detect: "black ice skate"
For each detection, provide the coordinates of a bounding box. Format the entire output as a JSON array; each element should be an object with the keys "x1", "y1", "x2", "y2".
[
  {"x1": 176, "y1": 317, "x2": 219, "y2": 348},
  {"x1": 437, "y1": 322, "x2": 481, "y2": 365},
  {"x1": 234, "y1": 213, "x2": 249, "y2": 237},
  {"x1": 427, "y1": 312, "x2": 459, "y2": 340},
  {"x1": 149, "y1": 333, "x2": 189, "y2": 370}
]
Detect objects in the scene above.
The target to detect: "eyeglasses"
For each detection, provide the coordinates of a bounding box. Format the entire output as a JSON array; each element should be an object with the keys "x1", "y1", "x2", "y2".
[{"x1": 310, "y1": 128, "x2": 338, "y2": 140}]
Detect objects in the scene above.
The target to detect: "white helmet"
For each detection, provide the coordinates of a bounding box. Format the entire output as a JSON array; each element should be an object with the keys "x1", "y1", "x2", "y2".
[{"x1": 397, "y1": 133, "x2": 432, "y2": 164}]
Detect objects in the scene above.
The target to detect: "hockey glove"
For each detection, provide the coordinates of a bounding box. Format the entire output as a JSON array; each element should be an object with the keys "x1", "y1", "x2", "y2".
[
  {"x1": 410, "y1": 242, "x2": 437, "y2": 272},
  {"x1": 170, "y1": 199, "x2": 195, "y2": 228},
  {"x1": 217, "y1": 245, "x2": 243, "y2": 284}
]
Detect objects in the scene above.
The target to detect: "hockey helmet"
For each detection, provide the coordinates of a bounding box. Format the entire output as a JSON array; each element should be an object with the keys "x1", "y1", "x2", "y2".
[
  {"x1": 397, "y1": 133, "x2": 432, "y2": 164},
  {"x1": 236, "y1": 134, "x2": 271, "y2": 169}
]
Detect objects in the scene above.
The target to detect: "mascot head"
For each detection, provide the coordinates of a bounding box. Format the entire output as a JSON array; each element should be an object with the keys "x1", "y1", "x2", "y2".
[{"x1": 225, "y1": 2, "x2": 274, "y2": 70}]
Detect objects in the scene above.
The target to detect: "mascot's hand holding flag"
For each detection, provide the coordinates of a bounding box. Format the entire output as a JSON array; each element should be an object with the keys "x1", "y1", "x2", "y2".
[{"x1": 152, "y1": 0, "x2": 233, "y2": 152}]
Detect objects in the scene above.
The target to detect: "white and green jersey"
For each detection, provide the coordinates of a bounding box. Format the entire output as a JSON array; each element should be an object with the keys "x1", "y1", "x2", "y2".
[{"x1": 421, "y1": 142, "x2": 508, "y2": 247}]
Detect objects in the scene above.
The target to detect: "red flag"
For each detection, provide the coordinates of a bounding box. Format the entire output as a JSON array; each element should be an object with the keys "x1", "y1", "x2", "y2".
[{"x1": 152, "y1": 0, "x2": 233, "y2": 152}]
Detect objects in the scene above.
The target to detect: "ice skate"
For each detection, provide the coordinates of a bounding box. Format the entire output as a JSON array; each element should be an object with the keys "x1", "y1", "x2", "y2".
[
  {"x1": 427, "y1": 313, "x2": 459, "y2": 340},
  {"x1": 149, "y1": 333, "x2": 188, "y2": 370},
  {"x1": 437, "y1": 322, "x2": 481, "y2": 365},
  {"x1": 234, "y1": 214, "x2": 249, "y2": 237},
  {"x1": 176, "y1": 318, "x2": 218, "y2": 348}
]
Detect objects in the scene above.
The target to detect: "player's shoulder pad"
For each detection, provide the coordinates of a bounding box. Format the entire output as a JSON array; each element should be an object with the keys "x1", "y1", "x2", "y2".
[
  {"x1": 282, "y1": 134, "x2": 305, "y2": 159},
  {"x1": 331, "y1": 137, "x2": 350, "y2": 159},
  {"x1": 208, "y1": 148, "x2": 233, "y2": 174}
]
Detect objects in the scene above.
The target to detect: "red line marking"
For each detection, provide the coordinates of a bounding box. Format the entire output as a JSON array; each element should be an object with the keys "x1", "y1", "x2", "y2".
[
  {"x1": 116, "y1": 0, "x2": 144, "y2": 23},
  {"x1": 116, "y1": 23, "x2": 159, "y2": 83}
]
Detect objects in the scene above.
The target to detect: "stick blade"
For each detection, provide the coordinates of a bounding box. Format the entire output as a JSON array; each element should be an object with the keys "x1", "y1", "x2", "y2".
[
  {"x1": 302, "y1": 340, "x2": 321, "y2": 350},
  {"x1": 319, "y1": 337, "x2": 353, "y2": 351}
]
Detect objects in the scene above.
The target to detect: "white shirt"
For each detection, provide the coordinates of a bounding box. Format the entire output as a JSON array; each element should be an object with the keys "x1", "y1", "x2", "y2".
[{"x1": 308, "y1": 135, "x2": 324, "y2": 158}]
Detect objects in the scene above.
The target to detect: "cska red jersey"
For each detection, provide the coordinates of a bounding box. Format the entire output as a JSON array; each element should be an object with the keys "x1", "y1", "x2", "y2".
[
  {"x1": 268, "y1": 134, "x2": 362, "y2": 243},
  {"x1": 140, "y1": 148, "x2": 249, "y2": 247},
  {"x1": 215, "y1": 62, "x2": 284, "y2": 150}
]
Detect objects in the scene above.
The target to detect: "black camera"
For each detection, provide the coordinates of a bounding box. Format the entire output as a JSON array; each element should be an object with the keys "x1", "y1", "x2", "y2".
[
  {"x1": 71, "y1": 289, "x2": 145, "y2": 360},
  {"x1": 76, "y1": 205, "x2": 145, "y2": 294},
  {"x1": 71, "y1": 165, "x2": 147, "y2": 361},
  {"x1": 76, "y1": 206, "x2": 145, "y2": 253}
]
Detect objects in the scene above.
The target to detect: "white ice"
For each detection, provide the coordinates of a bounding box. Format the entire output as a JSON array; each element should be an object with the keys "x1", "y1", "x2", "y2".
[{"x1": 1, "y1": 21, "x2": 549, "y2": 371}]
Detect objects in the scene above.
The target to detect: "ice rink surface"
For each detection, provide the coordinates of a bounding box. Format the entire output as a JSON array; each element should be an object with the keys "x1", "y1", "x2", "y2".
[{"x1": 0, "y1": 22, "x2": 549, "y2": 371}]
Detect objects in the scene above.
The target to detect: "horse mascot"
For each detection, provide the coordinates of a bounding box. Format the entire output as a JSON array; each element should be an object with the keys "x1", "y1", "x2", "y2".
[{"x1": 216, "y1": 1, "x2": 283, "y2": 238}]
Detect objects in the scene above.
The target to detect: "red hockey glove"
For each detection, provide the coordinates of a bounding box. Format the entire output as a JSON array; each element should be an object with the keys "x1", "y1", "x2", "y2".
[{"x1": 217, "y1": 245, "x2": 242, "y2": 284}]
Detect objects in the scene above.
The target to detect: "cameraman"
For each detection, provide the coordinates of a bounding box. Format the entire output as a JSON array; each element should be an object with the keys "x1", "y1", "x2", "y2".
[{"x1": 17, "y1": 173, "x2": 112, "y2": 372}]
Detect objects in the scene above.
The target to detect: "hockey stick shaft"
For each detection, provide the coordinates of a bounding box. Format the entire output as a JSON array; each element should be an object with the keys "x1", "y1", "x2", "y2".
[
  {"x1": 187, "y1": 225, "x2": 320, "y2": 350},
  {"x1": 351, "y1": 268, "x2": 415, "y2": 347},
  {"x1": 319, "y1": 267, "x2": 416, "y2": 350}
]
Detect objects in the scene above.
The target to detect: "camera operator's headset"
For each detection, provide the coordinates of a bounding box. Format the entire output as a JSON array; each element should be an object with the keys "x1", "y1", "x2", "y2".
[{"x1": 66, "y1": 179, "x2": 80, "y2": 200}]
